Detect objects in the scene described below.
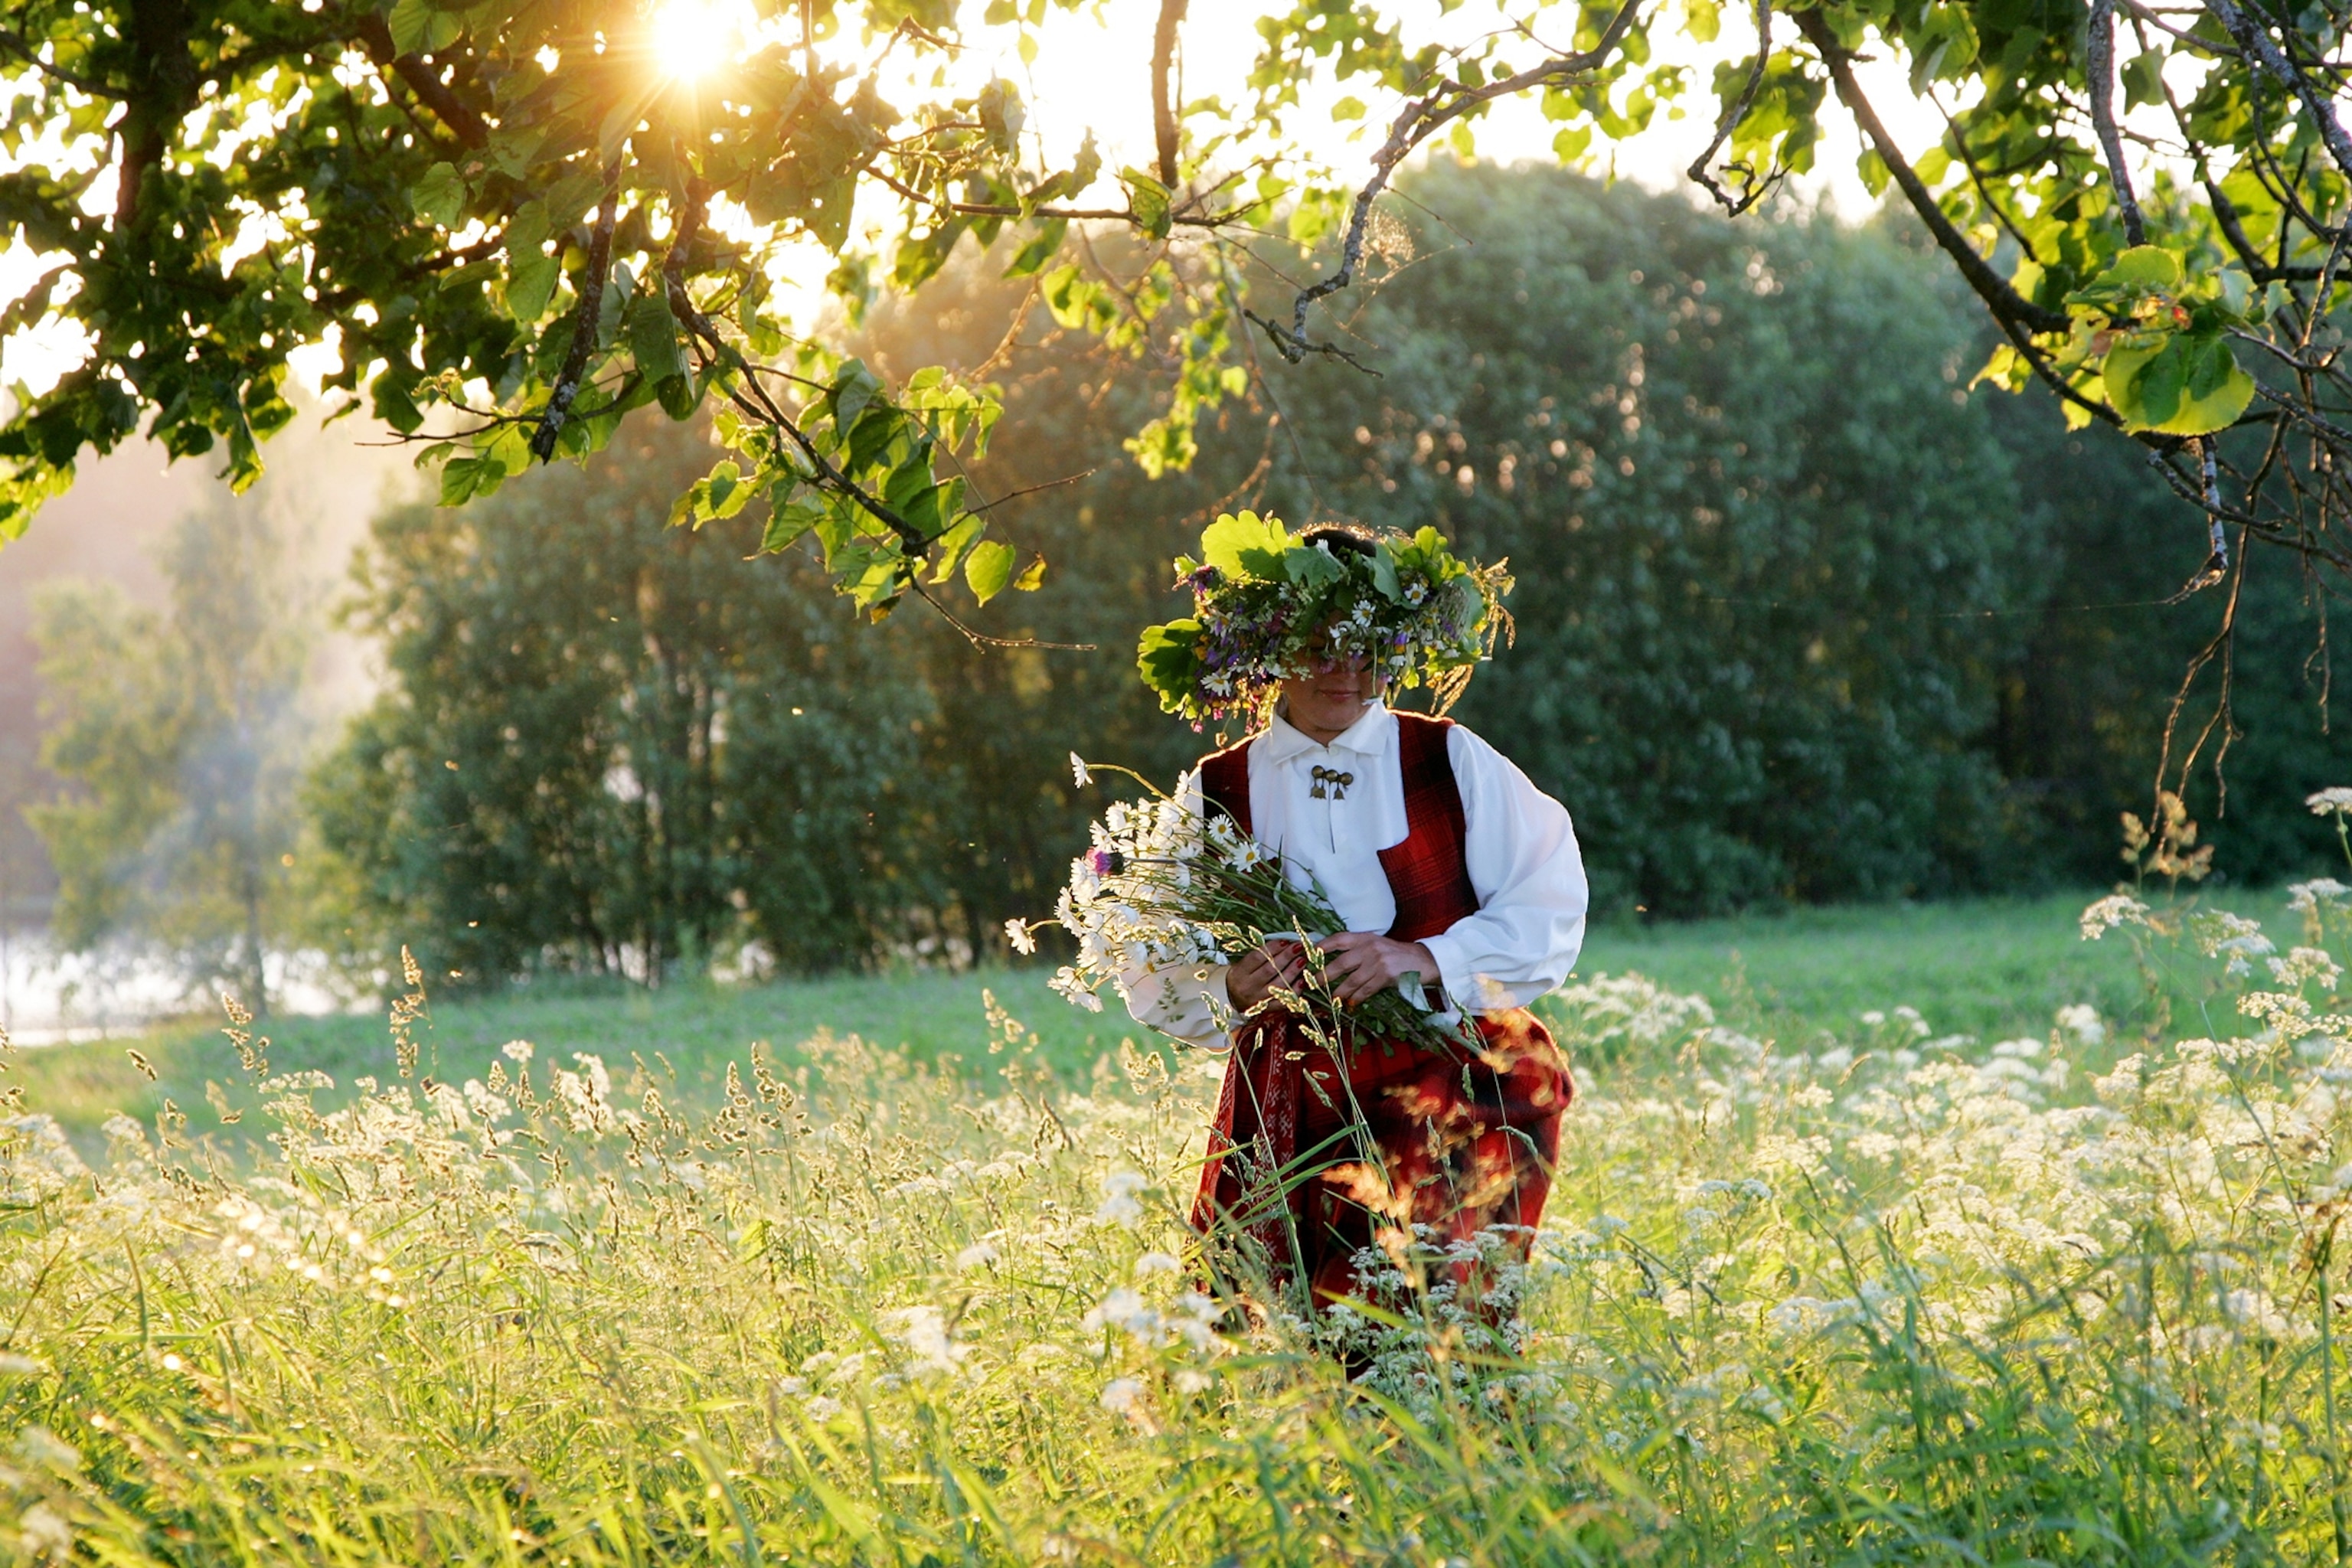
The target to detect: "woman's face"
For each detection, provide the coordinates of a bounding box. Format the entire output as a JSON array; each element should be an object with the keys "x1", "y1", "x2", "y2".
[{"x1": 1279, "y1": 645, "x2": 1385, "y2": 740}]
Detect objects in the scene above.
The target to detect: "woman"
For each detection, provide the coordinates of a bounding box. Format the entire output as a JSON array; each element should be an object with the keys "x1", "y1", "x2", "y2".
[{"x1": 1125, "y1": 515, "x2": 1586, "y2": 1329}]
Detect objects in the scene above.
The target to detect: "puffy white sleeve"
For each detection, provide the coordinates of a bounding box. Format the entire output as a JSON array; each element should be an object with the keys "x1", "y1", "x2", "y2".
[
  {"x1": 1116, "y1": 769, "x2": 1236, "y2": 1050},
  {"x1": 1417, "y1": 726, "x2": 1588, "y2": 1014}
]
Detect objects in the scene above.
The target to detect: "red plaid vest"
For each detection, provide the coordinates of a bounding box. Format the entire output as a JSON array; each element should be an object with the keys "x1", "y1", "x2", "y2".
[{"x1": 1197, "y1": 710, "x2": 1480, "y2": 941}]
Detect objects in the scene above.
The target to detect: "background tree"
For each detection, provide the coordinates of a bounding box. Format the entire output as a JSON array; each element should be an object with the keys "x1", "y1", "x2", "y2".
[
  {"x1": 0, "y1": 0, "x2": 2346, "y2": 707},
  {"x1": 315, "y1": 414, "x2": 943, "y2": 984},
  {"x1": 27, "y1": 492, "x2": 309, "y2": 1009},
  {"x1": 315, "y1": 168, "x2": 2352, "y2": 974}
]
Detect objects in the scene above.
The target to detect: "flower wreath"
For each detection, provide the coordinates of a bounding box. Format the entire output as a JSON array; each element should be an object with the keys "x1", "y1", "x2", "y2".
[{"x1": 1135, "y1": 511, "x2": 1514, "y2": 726}]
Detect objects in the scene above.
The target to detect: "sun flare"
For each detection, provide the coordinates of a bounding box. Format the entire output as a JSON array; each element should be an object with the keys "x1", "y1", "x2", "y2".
[{"x1": 647, "y1": 0, "x2": 753, "y2": 82}]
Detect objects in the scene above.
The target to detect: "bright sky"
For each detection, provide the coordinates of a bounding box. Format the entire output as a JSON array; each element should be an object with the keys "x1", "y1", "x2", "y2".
[{"x1": 0, "y1": 0, "x2": 1955, "y2": 407}]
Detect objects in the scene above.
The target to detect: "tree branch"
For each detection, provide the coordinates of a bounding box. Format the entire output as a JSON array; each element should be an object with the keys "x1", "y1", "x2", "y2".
[
  {"x1": 1152, "y1": 0, "x2": 1187, "y2": 190},
  {"x1": 2087, "y1": 0, "x2": 2148, "y2": 244},
  {"x1": 664, "y1": 230, "x2": 929, "y2": 559},
  {"x1": 1792, "y1": 8, "x2": 2070, "y2": 335},
  {"x1": 867, "y1": 164, "x2": 1232, "y2": 227},
  {"x1": 1265, "y1": 0, "x2": 1649, "y2": 364},
  {"x1": 529, "y1": 167, "x2": 620, "y2": 463},
  {"x1": 355, "y1": 15, "x2": 489, "y2": 150},
  {"x1": 2203, "y1": 0, "x2": 2352, "y2": 186},
  {"x1": 0, "y1": 29, "x2": 123, "y2": 98}
]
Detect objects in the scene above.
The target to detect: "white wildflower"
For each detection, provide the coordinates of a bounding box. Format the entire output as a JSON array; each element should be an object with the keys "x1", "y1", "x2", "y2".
[
  {"x1": 1099, "y1": 1377, "x2": 1145, "y2": 1412},
  {"x1": 2307, "y1": 786, "x2": 2352, "y2": 817},
  {"x1": 1093, "y1": 1170, "x2": 1148, "y2": 1228},
  {"x1": 2080, "y1": 893, "x2": 2151, "y2": 940},
  {"x1": 501, "y1": 1040, "x2": 534, "y2": 1063},
  {"x1": 1004, "y1": 918, "x2": 1037, "y2": 956},
  {"x1": 13, "y1": 1426, "x2": 80, "y2": 1473},
  {"x1": 2269, "y1": 946, "x2": 2344, "y2": 991},
  {"x1": 1071, "y1": 753, "x2": 1093, "y2": 789},
  {"x1": 18, "y1": 1504, "x2": 70, "y2": 1560},
  {"x1": 1133, "y1": 1251, "x2": 1182, "y2": 1277},
  {"x1": 2194, "y1": 911, "x2": 2275, "y2": 976},
  {"x1": 2055, "y1": 1004, "x2": 2105, "y2": 1046},
  {"x1": 956, "y1": 1242, "x2": 1001, "y2": 1271},
  {"x1": 2288, "y1": 878, "x2": 2350, "y2": 913},
  {"x1": 1050, "y1": 967, "x2": 1104, "y2": 1012},
  {"x1": 1085, "y1": 1288, "x2": 1159, "y2": 1341},
  {"x1": 890, "y1": 1305, "x2": 970, "y2": 1378}
]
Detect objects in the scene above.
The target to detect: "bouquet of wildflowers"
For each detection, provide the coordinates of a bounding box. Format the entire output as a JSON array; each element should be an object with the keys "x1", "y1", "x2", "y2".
[
  {"x1": 1135, "y1": 511, "x2": 1512, "y2": 727},
  {"x1": 1008, "y1": 756, "x2": 1478, "y2": 1056}
]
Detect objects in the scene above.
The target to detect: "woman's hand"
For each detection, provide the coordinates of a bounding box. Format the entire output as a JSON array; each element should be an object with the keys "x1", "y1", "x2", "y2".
[
  {"x1": 1317, "y1": 933, "x2": 1440, "y2": 1005},
  {"x1": 1226, "y1": 940, "x2": 1306, "y2": 1011}
]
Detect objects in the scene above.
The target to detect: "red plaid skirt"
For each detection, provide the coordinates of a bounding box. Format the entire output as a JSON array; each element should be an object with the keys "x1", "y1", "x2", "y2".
[{"x1": 1189, "y1": 1004, "x2": 1573, "y2": 1311}]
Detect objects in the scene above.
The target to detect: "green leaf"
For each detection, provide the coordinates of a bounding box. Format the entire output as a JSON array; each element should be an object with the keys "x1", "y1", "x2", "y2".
[
  {"x1": 505, "y1": 252, "x2": 560, "y2": 323},
  {"x1": 927, "y1": 514, "x2": 984, "y2": 583},
  {"x1": 1331, "y1": 96, "x2": 1367, "y2": 122},
  {"x1": 2105, "y1": 337, "x2": 2256, "y2": 434},
  {"x1": 2186, "y1": 335, "x2": 2234, "y2": 400},
  {"x1": 1199, "y1": 511, "x2": 1289, "y2": 579},
  {"x1": 1135, "y1": 619, "x2": 1203, "y2": 710},
  {"x1": 978, "y1": 78, "x2": 1026, "y2": 155},
  {"x1": 964, "y1": 539, "x2": 1016, "y2": 606},
  {"x1": 486, "y1": 423, "x2": 531, "y2": 476},
  {"x1": 387, "y1": 0, "x2": 434, "y2": 56},
  {"x1": 1039, "y1": 263, "x2": 1100, "y2": 329},
  {"x1": 411, "y1": 162, "x2": 465, "y2": 229},
  {"x1": 439, "y1": 456, "x2": 492, "y2": 507},
  {"x1": 763, "y1": 492, "x2": 826, "y2": 553},
  {"x1": 706, "y1": 461, "x2": 746, "y2": 519},
  {"x1": 827, "y1": 361, "x2": 883, "y2": 431},
  {"x1": 2102, "y1": 246, "x2": 2184, "y2": 291},
  {"x1": 1013, "y1": 554, "x2": 1047, "y2": 591},
  {"x1": 1122, "y1": 168, "x2": 1173, "y2": 240},
  {"x1": 543, "y1": 170, "x2": 606, "y2": 234},
  {"x1": 1002, "y1": 218, "x2": 1067, "y2": 279},
  {"x1": 655, "y1": 374, "x2": 701, "y2": 421},
  {"x1": 629, "y1": 299, "x2": 684, "y2": 386},
  {"x1": 1284, "y1": 541, "x2": 1344, "y2": 588}
]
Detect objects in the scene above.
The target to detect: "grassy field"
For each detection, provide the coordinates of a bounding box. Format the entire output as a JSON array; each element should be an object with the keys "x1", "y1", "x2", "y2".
[
  {"x1": 4, "y1": 876, "x2": 2350, "y2": 1564},
  {"x1": 3, "y1": 884, "x2": 2286, "y2": 1147}
]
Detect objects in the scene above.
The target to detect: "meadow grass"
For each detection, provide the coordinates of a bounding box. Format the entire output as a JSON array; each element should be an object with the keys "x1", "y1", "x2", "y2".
[
  {"x1": 8, "y1": 886, "x2": 2239, "y2": 1145},
  {"x1": 5, "y1": 878, "x2": 2349, "y2": 1563}
]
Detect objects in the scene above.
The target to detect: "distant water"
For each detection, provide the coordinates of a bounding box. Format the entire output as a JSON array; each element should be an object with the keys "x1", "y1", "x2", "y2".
[{"x1": 0, "y1": 929, "x2": 352, "y2": 1045}]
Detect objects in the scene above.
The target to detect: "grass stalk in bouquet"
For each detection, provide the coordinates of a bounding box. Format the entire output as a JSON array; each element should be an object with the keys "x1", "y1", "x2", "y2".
[{"x1": 1011, "y1": 754, "x2": 1478, "y2": 1057}]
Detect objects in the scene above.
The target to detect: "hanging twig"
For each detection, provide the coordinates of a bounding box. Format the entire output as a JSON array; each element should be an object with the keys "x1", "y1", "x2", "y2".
[
  {"x1": 1262, "y1": 0, "x2": 1648, "y2": 365},
  {"x1": 1686, "y1": 0, "x2": 1782, "y2": 215}
]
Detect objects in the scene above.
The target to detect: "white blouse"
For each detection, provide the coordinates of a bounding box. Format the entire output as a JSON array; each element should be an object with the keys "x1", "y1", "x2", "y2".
[{"x1": 1124, "y1": 701, "x2": 1589, "y2": 1048}]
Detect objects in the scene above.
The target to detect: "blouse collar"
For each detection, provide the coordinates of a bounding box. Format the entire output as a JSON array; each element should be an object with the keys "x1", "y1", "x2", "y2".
[{"x1": 1259, "y1": 699, "x2": 1396, "y2": 768}]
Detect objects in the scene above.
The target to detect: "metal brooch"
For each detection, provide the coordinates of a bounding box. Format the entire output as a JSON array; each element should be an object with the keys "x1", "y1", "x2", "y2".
[{"x1": 1309, "y1": 764, "x2": 1355, "y2": 801}]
